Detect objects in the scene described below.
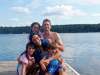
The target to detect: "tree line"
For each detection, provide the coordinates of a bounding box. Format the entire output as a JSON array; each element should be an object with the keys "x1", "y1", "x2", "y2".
[{"x1": 0, "y1": 24, "x2": 100, "y2": 34}]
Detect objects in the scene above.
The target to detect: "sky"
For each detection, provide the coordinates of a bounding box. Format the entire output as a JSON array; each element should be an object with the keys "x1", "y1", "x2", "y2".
[{"x1": 0, "y1": 0, "x2": 100, "y2": 27}]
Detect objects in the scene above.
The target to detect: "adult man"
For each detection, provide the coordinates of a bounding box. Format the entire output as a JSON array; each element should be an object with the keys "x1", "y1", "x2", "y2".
[
  {"x1": 42, "y1": 19, "x2": 64, "y2": 75},
  {"x1": 42, "y1": 18, "x2": 64, "y2": 52}
]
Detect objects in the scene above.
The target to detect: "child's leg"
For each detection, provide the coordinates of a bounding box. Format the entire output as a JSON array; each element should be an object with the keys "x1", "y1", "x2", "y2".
[
  {"x1": 59, "y1": 63, "x2": 67, "y2": 75},
  {"x1": 59, "y1": 68, "x2": 65, "y2": 75}
]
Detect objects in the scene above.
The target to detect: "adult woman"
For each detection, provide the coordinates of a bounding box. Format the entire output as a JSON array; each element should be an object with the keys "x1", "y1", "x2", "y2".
[{"x1": 29, "y1": 22, "x2": 42, "y2": 39}]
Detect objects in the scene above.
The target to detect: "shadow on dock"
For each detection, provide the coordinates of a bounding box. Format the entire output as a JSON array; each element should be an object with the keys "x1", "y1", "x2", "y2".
[{"x1": 0, "y1": 71, "x2": 16, "y2": 75}]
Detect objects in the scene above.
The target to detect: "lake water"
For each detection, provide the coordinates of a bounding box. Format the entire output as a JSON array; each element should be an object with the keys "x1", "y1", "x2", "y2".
[{"x1": 0, "y1": 33, "x2": 100, "y2": 75}]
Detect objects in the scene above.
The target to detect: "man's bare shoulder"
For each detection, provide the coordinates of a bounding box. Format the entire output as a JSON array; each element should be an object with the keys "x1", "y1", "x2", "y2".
[{"x1": 51, "y1": 32, "x2": 58, "y2": 35}]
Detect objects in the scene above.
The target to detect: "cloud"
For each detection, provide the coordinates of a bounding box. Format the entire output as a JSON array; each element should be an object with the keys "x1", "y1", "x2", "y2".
[
  {"x1": 11, "y1": 6, "x2": 31, "y2": 14},
  {"x1": 43, "y1": 5, "x2": 87, "y2": 17},
  {"x1": 26, "y1": 0, "x2": 41, "y2": 9},
  {"x1": 10, "y1": 18, "x2": 19, "y2": 22},
  {"x1": 92, "y1": 13, "x2": 100, "y2": 16},
  {"x1": 80, "y1": 0, "x2": 100, "y2": 5}
]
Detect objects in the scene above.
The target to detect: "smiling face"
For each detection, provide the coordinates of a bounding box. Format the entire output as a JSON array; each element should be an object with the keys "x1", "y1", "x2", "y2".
[
  {"x1": 27, "y1": 45, "x2": 35, "y2": 56},
  {"x1": 32, "y1": 24, "x2": 40, "y2": 33},
  {"x1": 31, "y1": 22, "x2": 40, "y2": 34},
  {"x1": 42, "y1": 19, "x2": 52, "y2": 32},
  {"x1": 32, "y1": 35, "x2": 41, "y2": 46},
  {"x1": 43, "y1": 21, "x2": 51, "y2": 31}
]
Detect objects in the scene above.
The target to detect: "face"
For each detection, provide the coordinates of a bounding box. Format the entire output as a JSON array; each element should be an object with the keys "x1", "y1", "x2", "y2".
[
  {"x1": 27, "y1": 46, "x2": 35, "y2": 56},
  {"x1": 32, "y1": 24, "x2": 40, "y2": 33},
  {"x1": 43, "y1": 21, "x2": 51, "y2": 31},
  {"x1": 32, "y1": 35, "x2": 41, "y2": 46}
]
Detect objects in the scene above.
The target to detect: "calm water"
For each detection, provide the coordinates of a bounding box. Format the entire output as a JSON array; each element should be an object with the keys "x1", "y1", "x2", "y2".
[{"x1": 0, "y1": 33, "x2": 100, "y2": 75}]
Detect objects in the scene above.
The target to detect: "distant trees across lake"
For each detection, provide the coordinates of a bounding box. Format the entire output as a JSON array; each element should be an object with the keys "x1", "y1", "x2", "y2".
[
  {"x1": 0, "y1": 26, "x2": 30, "y2": 34},
  {"x1": 0, "y1": 24, "x2": 100, "y2": 34}
]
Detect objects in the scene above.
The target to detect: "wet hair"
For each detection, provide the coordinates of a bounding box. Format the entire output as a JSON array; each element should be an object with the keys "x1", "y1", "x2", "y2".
[
  {"x1": 42, "y1": 18, "x2": 51, "y2": 26},
  {"x1": 30, "y1": 22, "x2": 41, "y2": 39},
  {"x1": 30, "y1": 22, "x2": 40, "y2": 31}
]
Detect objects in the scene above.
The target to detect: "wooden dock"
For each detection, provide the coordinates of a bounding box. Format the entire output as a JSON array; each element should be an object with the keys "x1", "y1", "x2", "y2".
[{"x1": 0, "y1": 61, "x2": 80, "y2": 75}]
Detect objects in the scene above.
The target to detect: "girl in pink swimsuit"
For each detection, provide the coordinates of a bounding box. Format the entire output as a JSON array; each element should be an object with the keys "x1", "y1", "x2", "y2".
[{"x1": 17, "y1": 42, "x2": 36, "y2": 75}]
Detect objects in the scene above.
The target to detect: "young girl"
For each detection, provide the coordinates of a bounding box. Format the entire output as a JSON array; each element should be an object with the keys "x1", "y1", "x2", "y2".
[{"x1": 17, "y1": 42, "x2": 36, "y2": 75}]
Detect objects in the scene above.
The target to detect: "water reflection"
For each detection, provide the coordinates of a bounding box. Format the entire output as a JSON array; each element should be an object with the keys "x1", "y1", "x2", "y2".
[{"x1": 61, "y1": 33, "x2": 100, "y2": 75}]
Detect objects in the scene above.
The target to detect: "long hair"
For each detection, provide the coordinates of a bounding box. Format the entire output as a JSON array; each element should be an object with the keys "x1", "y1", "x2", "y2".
[
  {"x1": 30, "y1": 22, "x2": 40, "y2": 33},
  {"x1": 20, "y1": 42, "x2": 35, "y2": 59}
]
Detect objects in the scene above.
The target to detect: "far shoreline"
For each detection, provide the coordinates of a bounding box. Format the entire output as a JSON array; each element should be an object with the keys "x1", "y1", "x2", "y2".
[{"x1": 1, "y1": 24, "x2": 100, "y2": 34}]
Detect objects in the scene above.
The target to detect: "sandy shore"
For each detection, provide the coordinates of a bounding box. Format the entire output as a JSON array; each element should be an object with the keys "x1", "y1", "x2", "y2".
[{"x1": 0, "y1": 61, "x2": 17, "y2": 75}]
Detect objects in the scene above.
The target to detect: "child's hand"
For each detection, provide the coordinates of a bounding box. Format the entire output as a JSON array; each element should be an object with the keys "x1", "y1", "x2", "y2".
[
  {"x1": 52, "y1": 49, "x2": 61, "y2": 59},
  {"x1": 43, "y1": 59, "x2": 50, "y2": 65},
  {"x1": 58, "y1": 58, "x2": 64, "y2": 64},
  {"x1": 41, "y1": 64, "x2": 47, "y2": 71},
  {"x1": 31, "y1": 57, "x2": 35, "y2": 63},
  {"x1": 40, "y1": 58, "x2": 47, "y2": 71},
  {"x1": 28, "y1": 56, "x2": 35, "y2": 64},
  {"x1": 28, "y1": 60, "x2": 33, "y2": 66}
]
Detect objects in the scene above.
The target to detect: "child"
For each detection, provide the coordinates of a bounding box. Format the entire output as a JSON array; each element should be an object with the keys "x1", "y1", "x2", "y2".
[
  {"x1": 39, "y1": 45, "x2": 64, "y2": 75},
  {"x1": 17, "y1": 42, "x2": 36, "y2": 75}
]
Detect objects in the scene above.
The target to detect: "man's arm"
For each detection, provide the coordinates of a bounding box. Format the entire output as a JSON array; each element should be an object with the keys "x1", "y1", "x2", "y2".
[{"x1": 55, "y1": 32, "x2": 64, "y2": 51}]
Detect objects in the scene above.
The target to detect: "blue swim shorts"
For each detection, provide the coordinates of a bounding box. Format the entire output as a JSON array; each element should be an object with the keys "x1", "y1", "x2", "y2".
[{"x1": 47, "y1": 59, "x2": 60, "y2": 75}]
